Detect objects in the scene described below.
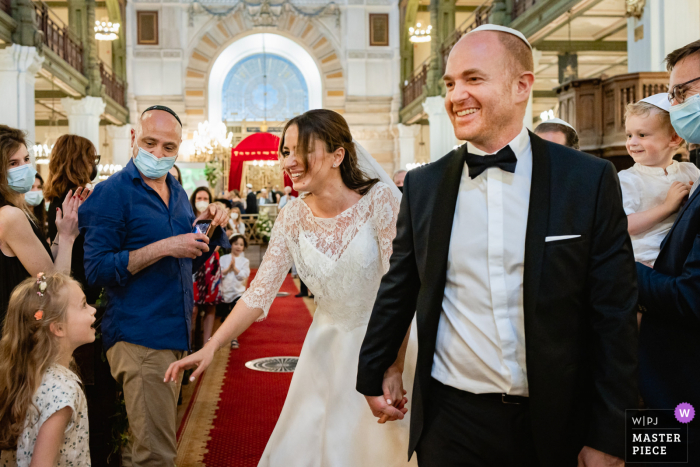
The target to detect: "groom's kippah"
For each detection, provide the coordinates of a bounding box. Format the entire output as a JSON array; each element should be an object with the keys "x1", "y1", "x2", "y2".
[
  {"x1": 142, "y1": 105, "x2": 182, "y2": 126},
  {"x1": 541, "y1": 118, "x2": 576, "y2": 131},
  {"x1": 468, "y1": 24, "x2": 532, "y2": 50}
]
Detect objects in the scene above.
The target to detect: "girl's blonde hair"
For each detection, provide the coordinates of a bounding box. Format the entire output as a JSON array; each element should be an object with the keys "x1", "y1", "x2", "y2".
[{"x1": 0, "y1": 272, "x2": 78, "y2": 450}]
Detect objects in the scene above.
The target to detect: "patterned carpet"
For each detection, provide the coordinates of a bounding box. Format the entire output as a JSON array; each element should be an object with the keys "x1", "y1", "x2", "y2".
[{"x1": 176, "y1": 272, "x2": 313, "y2": 466}]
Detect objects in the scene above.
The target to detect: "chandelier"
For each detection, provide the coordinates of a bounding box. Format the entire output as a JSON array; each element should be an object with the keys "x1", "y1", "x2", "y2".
[
  {"x1": 409, "y1": 23, "x2": 432, "y2": 43},
  {"x1": 95, "y1": 20, "x2": 120, "y2": 41},
  {"x1": 192, "y1": 121, "x2": 234, "y2": 162}
]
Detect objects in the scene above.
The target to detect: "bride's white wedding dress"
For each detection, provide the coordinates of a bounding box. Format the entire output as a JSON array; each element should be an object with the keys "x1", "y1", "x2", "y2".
[{"x1": 241, "y1": 182, "x2": 418, "y2": 467}]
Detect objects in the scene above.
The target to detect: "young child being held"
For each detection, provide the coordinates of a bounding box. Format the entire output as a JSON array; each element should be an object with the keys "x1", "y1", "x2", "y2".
[
  {"x1": 0, "y1": 272, "x2": 96, "y2": 466},
  {"x1": 217, "y1": 234, "x2": 250, "y2": 350},
  {"x1": 620, "y1": 93, "x2": 700, "y2": 266}
]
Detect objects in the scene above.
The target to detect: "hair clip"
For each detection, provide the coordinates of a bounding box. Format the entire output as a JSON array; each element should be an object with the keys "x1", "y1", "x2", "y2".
[
  {"x1": 34, "y1": 310, "x2": 44, "y2": 321},
  {"x1": 36, "y1": 272, "x2": 47, "y2": 297}
]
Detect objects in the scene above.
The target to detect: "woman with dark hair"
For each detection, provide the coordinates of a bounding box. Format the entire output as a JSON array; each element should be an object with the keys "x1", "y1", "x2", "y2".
[
  {"x1": 25, "y1": 173, "x2": 47, "y2": 241},
  {"x1": 167, "y1": 109, "x2": 417, "y2": 466},
  {"x1": 0, "y1": 125, "x2": 84, "y2": 328},
  {"x1": 189, "y1": 186, "x2": 224, "y2": 347},
  {"x1": 44, "y1": 134, "x2": 101, "y2": 303}
]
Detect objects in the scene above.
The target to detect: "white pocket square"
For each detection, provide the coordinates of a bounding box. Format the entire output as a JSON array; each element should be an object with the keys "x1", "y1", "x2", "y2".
[{"x1": 545, "y1": 235, "x2": 581, "y2": 242}]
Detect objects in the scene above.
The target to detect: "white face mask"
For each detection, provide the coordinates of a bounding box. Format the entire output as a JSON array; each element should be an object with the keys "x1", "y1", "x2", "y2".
[
  {"x1": 230, "y1": 212, "x2": 239, "y2": 220},
  {"x1": 195, "y1": 201, "x2": 209, "y2": 212}
]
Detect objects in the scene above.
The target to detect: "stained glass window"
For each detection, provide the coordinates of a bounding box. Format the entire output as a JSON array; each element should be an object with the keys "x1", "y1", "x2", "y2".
[{"x1": 222, "y1": 53, "x2": 309, "y2": 122}]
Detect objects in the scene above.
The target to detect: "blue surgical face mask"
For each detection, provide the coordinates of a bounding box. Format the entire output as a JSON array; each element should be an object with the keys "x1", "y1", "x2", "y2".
[
  {"x1": 24, "y1": 190, "x2": 44, "y2": 206},
  {"x1": 133, "y1": 147, "x2": 177, "y2": 180},
  {"x1": 7, "y1": 164, "x2": 37, "y2": 194},
  {"x1": 670, "y1": 93, "x2": 700, "y2": 143}
]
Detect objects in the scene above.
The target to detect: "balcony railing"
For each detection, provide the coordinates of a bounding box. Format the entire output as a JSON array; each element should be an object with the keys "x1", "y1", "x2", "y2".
[
  {"x1": 441, "y1": 3, "x2": 492, "y2": 75},
  {"x1": 100, "y1": 61, "x2": 125, "y2": 107},
  {"x1": 402, "y1": 60, "x2": 429, "y2": 108},
  {"x1": 1, "y1": 0, "x2": 11, "y2": 16},
  {"x1": 512, "y1": 0, "x2": 538, "y2": 21},
  {"x1": 34, "y1": 2, "x2": 83, "y2": 75}
]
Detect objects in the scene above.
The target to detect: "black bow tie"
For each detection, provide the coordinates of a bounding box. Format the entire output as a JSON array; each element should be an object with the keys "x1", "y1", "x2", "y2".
[{"x1": 464, "y1": 145, "x2": 518, "y2": 179}]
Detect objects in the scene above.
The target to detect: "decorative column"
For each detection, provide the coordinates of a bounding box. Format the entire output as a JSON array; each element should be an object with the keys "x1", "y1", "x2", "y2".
[
  {"x1": 61, "y1": 96, "x2": 106, "y2": 150},
  {"x1": 85, "y1": 0, "x2": 103, "y2": 97},
  {"x1": 627, "y1": 0, "x2": 700, "y2": 72},
  {"x1": 0, "y1": 45, "x2": 44, "y2": 145},
  {"x1": 425, "y1": 0, "x2": 442, "y2": 96},
  {"x1": 106, "y1": 124, "x2": 132, "y2": 167},
  {"x1": 397, "y1": 124, "x2": 420, "y2": 169},
  {"x1": 423, "y1": 96, "x2": 455, "y2": 162}
]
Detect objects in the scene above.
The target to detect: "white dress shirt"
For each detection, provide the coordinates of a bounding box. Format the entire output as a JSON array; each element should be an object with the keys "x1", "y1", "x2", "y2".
[
  {"x1": 619, "y1": 161, "x2": 700, "y2": 264},
  {"x1": 432, "y1": 126, "x2": 532, "y2": 396}
]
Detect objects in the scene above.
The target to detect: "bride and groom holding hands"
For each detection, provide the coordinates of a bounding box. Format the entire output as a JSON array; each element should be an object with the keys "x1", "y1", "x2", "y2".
[{"x1": 166, "y1": 25, "x2": 638, "y2": 467}]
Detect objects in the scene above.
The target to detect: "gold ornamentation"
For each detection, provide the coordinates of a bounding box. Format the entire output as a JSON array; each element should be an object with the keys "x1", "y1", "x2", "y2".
[{"x1": 625, "y1": 0, "x2": 646, "y2": 20}]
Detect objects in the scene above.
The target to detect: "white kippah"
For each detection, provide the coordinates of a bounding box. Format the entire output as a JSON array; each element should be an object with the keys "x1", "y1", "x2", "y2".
[
  {"x1": 468, "y1": 24, "x2": 532, "y2": 50},
  {"x1": 640, "y1": 93, "x2": 672, "y2": 113},
  {"x1": 539, "y1": 118, "x2": 576, "y2": 132}
]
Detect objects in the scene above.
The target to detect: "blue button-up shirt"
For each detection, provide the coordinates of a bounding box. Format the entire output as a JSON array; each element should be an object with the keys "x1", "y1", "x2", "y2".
[{"x1": 80, "y1": 159, "x2": 206, "y2": 351}]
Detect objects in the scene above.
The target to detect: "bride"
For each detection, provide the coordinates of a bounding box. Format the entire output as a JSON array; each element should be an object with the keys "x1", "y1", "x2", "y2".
[{"x1": 165, "y1": 109, "x2": 418, "y2": 466}]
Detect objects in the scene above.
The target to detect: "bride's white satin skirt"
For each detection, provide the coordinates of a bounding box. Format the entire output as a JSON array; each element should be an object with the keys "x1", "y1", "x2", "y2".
[{"x1": 258, "y1": 311, "x2": 419, "y2": 467}]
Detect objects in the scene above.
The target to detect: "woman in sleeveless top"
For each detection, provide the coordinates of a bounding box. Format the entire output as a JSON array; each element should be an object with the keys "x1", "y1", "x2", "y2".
[{"x1": 0, "y1": 126, "x2": 86, "y2": 330}]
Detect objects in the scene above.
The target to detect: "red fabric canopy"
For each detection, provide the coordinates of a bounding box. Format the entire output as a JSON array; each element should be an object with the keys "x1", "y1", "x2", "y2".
[{"x1": 228, "y1": 132, "x2": 296, "y2": 196}]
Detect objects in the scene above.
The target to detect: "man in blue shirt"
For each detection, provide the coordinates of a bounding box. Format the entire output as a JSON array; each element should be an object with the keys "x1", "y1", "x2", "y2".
[{"x1": 80, "y1": 106, "x2": 228, "y2": 467}]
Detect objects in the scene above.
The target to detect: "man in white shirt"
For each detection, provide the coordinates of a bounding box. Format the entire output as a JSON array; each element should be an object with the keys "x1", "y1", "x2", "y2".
[{"x1": 358, "y1": 25, "x2": 638, "y2": 467}]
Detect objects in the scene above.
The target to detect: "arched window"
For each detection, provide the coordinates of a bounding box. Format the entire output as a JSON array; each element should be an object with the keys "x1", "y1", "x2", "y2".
[{"x1": 222, "y1": 53, "x2": 309, "y2": 122}]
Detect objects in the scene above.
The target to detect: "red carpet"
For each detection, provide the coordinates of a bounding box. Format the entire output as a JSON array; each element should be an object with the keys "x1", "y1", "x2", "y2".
[{"x1": 203, "y1": 272, "x2": 313, "y2": 466}]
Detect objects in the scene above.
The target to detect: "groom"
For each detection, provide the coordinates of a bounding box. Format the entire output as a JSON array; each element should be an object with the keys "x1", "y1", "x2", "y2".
[{"x1": 357, "y1": 25, "x2": 638, "y2": 467}]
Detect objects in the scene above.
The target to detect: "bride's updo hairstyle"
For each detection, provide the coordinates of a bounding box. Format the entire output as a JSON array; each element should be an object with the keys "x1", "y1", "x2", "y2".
[{"x1": 279, "y1": 109, "x2": 379, "y2": 195}]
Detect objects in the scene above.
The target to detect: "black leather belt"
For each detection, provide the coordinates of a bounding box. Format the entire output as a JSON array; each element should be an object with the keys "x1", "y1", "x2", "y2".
[{"x1": 478, "y1": 393, "x2": 529, "y2": 405}]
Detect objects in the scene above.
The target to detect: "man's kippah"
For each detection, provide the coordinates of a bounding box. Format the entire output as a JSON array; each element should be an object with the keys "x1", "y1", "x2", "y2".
[
  {"x1": 539, "y1": 118, "x2": 577, "y2": 132},
  {"x1": 468, "y1": 24, "x2": 532, "y2": 50},
  {"x1": 142, "y1": 105, "x2": 182, "y2": 126}
]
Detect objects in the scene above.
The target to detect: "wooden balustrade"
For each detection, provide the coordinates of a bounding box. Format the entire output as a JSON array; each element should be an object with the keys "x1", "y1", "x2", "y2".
[
  {"x1": 555, "y1": 72, "x2": 670, "y2": 169},
  {"x1": 512, "y1": 0, "x2": 538, "y2": 21},
  {"x1": 402, "y1": 62, "x2": 429, "y2": 108},
  {"x1": 1, "y1": 0, "x2": 11, "y2": 16},
  {"x1": 34, "y1": 2, "x2": 83, "y2": 75},
  {"x1": 100, "y1": 61, "x2": 125, "y2": 107}
]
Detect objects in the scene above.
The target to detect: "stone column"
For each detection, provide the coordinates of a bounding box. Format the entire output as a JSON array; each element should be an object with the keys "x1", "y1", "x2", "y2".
[
  {"x1": 397, "y1": 123, "x2": 420, "y2": 169},
  {"x1": 423, "y1": 95, "x2": 455, "y2": 162},
  {"x1": 0, "y1": 45, "x2": 44, "y2": 145},
  {"x1": 627, "y1": 0, "x2": 700, "y2": 72},
  {"x1": 106, "y1": 124, "x2": 132, "y2": 167},
  {"x1": 61, "y1": 96, "x2": 106, "y2": 150}
]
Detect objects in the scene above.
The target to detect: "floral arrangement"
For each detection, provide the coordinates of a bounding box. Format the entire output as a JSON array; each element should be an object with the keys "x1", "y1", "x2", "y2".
[{"x1": 256, "y1": 212, "x2": 274, "y2": 242}]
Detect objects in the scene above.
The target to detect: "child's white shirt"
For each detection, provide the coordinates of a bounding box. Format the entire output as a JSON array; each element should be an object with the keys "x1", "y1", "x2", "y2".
[
  {"x1": 219, "y1": 253, "x2": 251, "y2": 303},
  {"x1": 619, "y1": 160, "x2": 700, "y2": 264},
  {"x1": 1, "y1": 364, "x2": 90, "y2": 467}
]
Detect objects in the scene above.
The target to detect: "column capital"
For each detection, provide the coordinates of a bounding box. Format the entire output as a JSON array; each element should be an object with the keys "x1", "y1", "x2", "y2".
[
  {"x1": 106, "y1": 123, "x2": 132, "y2": 139},
  {"x1": 422, "y1": 95, "x2": 448, "y2": 118},
  {"x1": 61, "y1": 96, "x2": 106, "y2": 117},
  {"x1": 0, "y1": 44, "x2": 44, "y2": 74},
  {"x1": 397, "y1": 123, "x2": 421, "y2": 138}
]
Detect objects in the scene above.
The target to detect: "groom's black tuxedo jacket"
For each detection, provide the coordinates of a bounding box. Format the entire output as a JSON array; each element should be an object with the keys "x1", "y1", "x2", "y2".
[{"x1": 357, "y1": 132, "x2": 639, "y2": 465}]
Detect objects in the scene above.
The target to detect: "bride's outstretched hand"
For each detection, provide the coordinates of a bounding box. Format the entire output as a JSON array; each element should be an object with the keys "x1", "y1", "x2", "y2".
[{"x1": 164, "y1": 341, "x2": 217, "y2": 384}]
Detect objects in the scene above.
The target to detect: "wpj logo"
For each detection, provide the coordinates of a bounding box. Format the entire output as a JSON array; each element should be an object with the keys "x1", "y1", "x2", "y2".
[{"x1": 626, "y1": 406, "x2": 692, "y2": 463}]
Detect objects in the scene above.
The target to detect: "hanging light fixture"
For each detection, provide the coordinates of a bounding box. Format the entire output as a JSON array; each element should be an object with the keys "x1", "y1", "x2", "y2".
[
  {"x1": 95, "y1": 20, "x2": 120, "y2": 41},
  {"x1": 409, "y1": 23, "x2": 432, "y2": 43}
]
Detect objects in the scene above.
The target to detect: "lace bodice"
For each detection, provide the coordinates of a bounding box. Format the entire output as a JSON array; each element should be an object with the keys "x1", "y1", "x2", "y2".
[{"x1": 241, "y1": 182, "x2": 400, "y2": 330}]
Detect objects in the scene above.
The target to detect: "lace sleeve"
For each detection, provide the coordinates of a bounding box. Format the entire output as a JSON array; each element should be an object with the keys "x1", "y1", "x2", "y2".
[
  {"x1": 240, "y1": 209, "x2": 293, "y2": 319},
  {"x1": 371, "y1": 184, "x2": 400, "y2": 274}
]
